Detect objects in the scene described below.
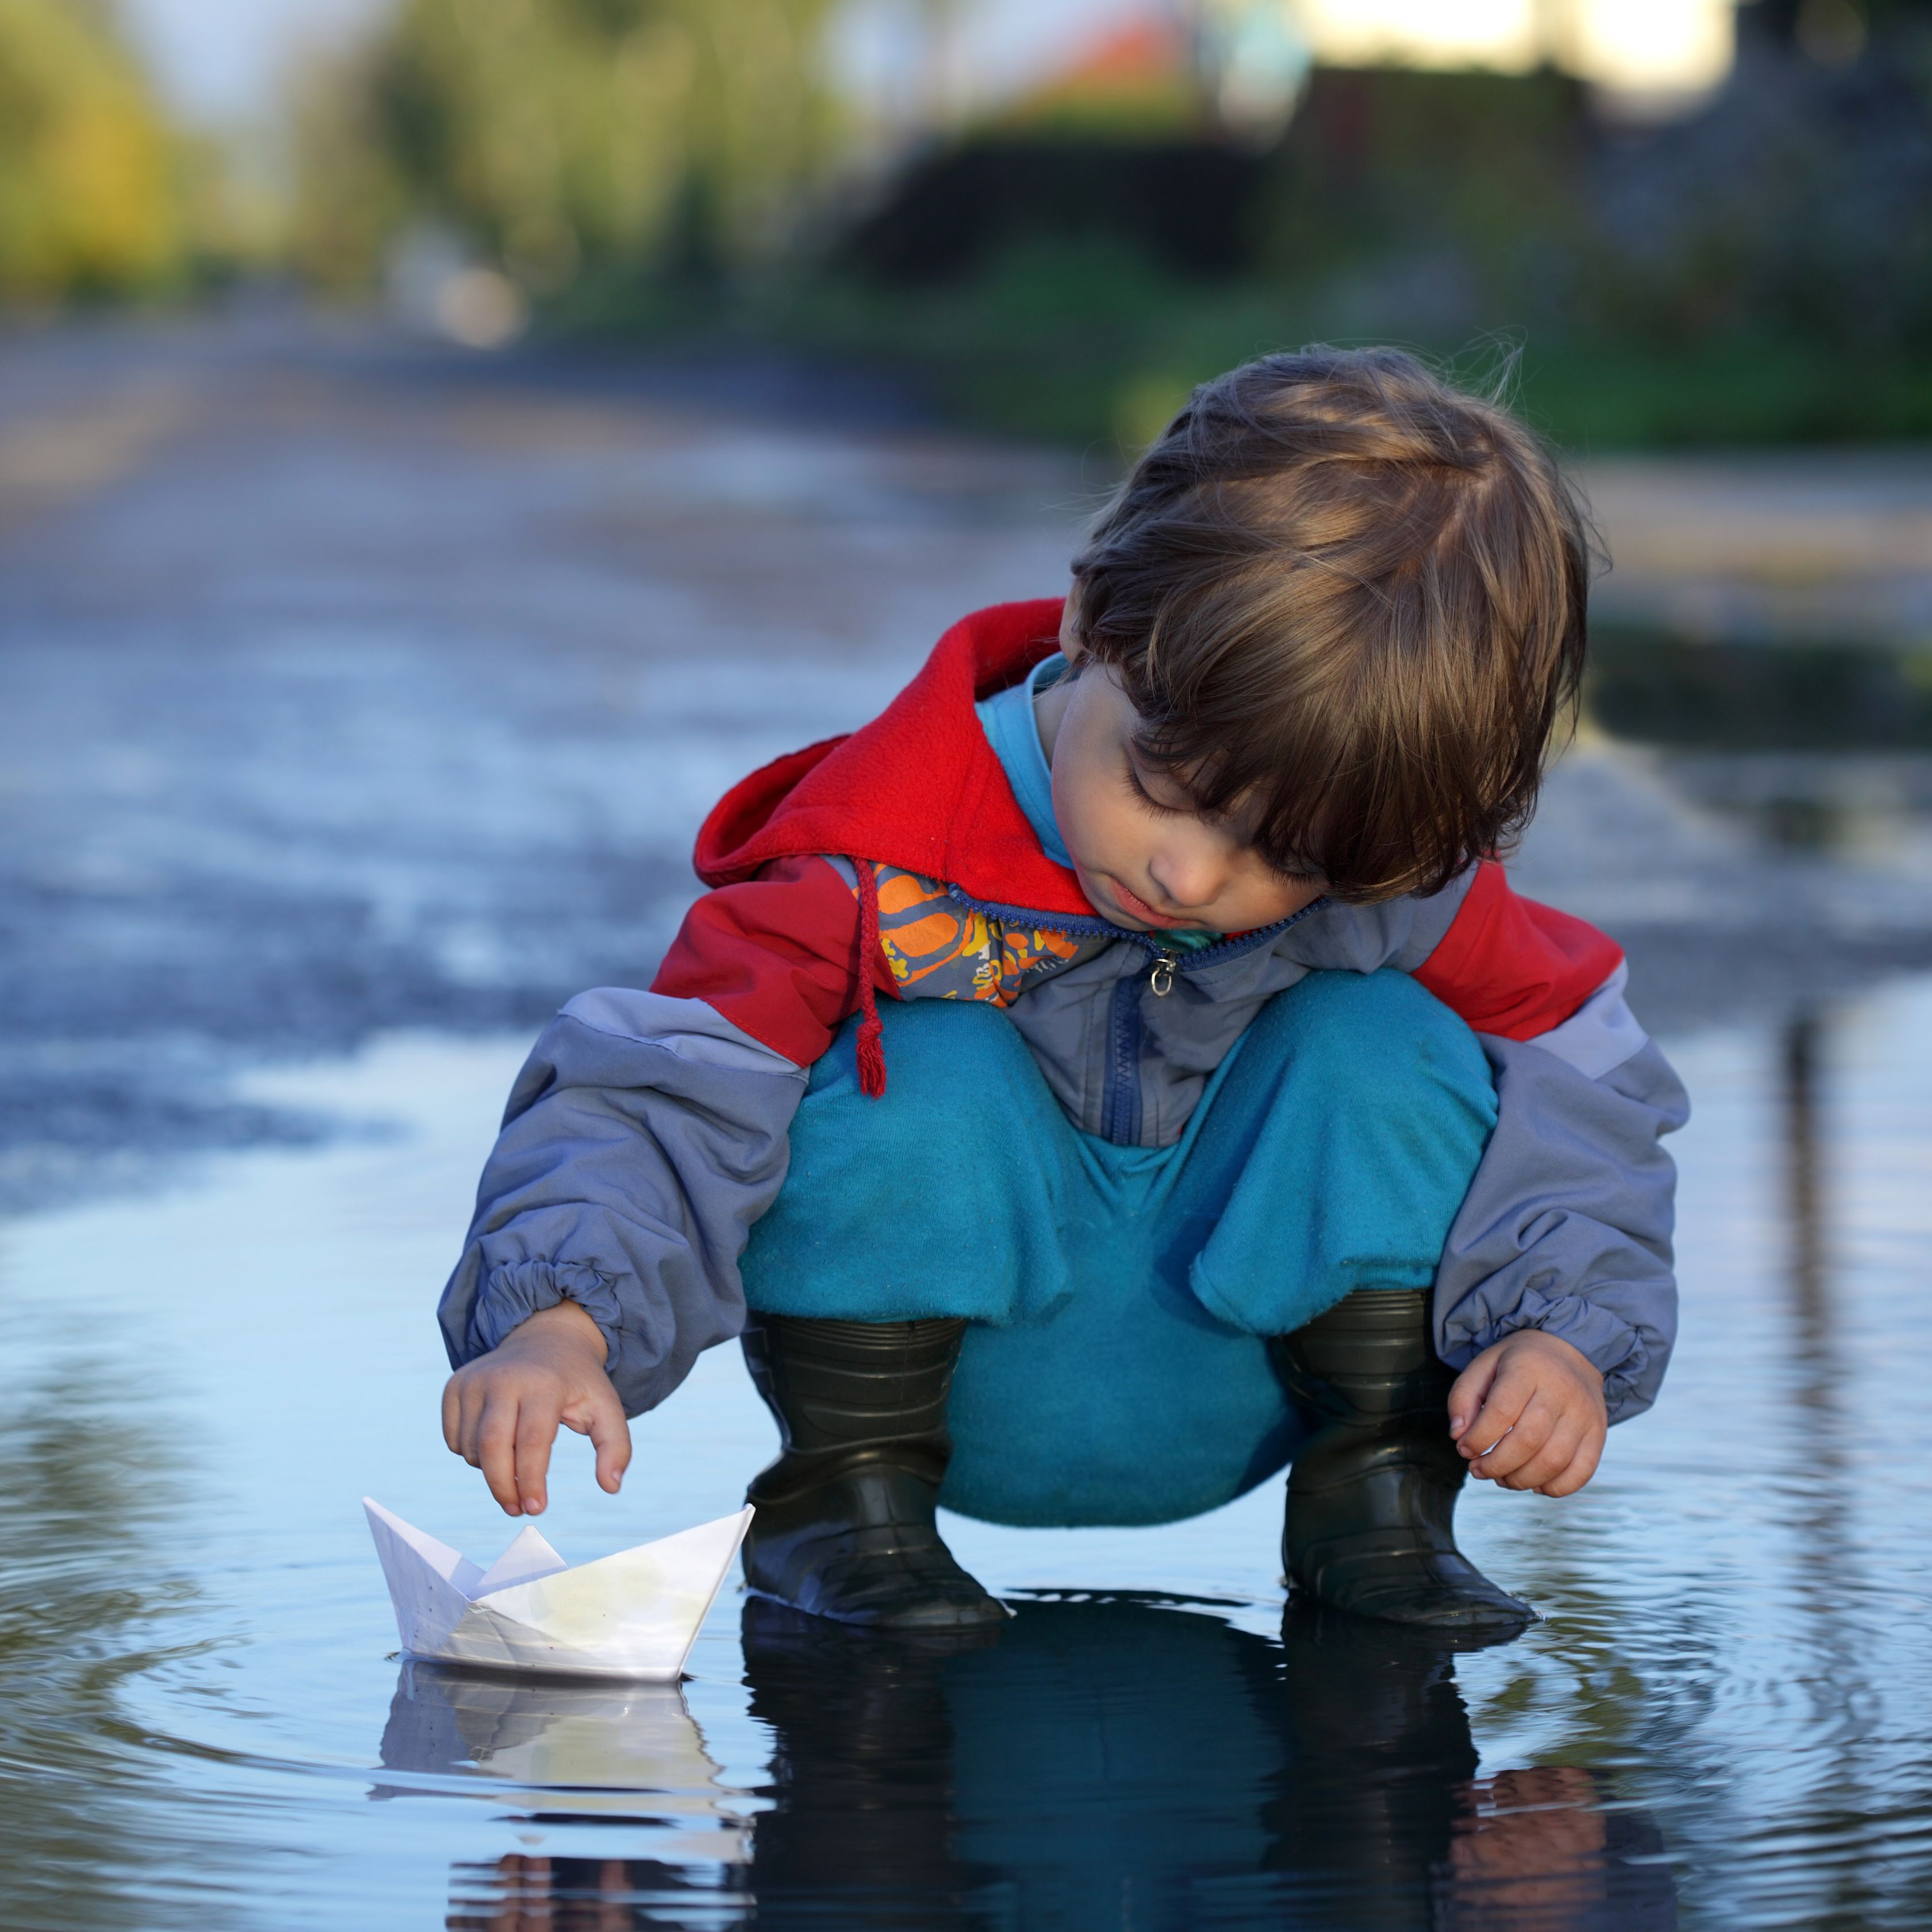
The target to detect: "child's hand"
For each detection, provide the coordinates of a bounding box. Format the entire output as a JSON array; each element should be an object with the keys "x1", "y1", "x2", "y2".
[
  {"x1": 1446, "y1": 1330, "x2": 1607, "y2": 1497},
  {"x1": 441, "y1": 1300, "x2": 631, "y2": 1517}
]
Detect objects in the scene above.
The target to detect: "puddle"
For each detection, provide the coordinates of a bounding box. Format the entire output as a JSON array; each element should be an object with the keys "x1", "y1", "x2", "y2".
[{"x1": 3, "y1": 982, "x2": 1932, "y2": 1930}]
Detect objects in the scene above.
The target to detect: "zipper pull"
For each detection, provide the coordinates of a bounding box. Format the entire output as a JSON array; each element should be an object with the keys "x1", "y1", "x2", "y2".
[{"x1": 1149, "y1": 950, "x2": 1178, "y2": 997}]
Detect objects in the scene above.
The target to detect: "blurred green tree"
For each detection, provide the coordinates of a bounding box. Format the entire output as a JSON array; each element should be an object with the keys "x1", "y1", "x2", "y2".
[
  {"x1": 856, "y1": 41, "x2": 1932, "y2": 450},
  {"x1": 1260, "y1": 67, "x2": 1589, "y2": 342},
  {"x1": 293, "y1": 0, "x2": 840, "y2": 297},
  {"x1": 0, "y1": 0, "x2": 182, "y2": 299}
]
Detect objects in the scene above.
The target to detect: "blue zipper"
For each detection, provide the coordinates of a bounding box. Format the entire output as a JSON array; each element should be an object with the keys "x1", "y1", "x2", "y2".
[{"x1": 1103, "y1": 976, "x2": 1143, "y2": 1143}]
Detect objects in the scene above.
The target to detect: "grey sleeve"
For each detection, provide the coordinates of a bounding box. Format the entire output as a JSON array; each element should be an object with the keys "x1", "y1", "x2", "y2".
[
  {"x1": 1433, "y1": 969, "x2": 1690, "y2": 1425},
  {"x1": 436, "y1": 987, "x2": 808, "y2": 1417}
]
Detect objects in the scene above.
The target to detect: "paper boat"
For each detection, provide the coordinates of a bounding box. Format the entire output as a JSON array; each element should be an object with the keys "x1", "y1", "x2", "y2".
[{"x1": 364, "y1": 1497, "x2": 753, "y2": 1680}]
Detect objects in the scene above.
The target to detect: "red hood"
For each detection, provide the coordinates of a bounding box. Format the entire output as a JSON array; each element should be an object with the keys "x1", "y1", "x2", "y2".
[{"x1": 694, "y1": 597, "x2": 1102, "y2": 919}]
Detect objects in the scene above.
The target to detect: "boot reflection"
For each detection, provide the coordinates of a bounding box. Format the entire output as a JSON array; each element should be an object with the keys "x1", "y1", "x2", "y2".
[
  {"x1": 741, "y1": 1593, "x2": 1675, "y2": 1932},
  {"x1": 743, "y1": 1591, "x2": 1460, "y2": 1927},
  {"x1": 738, "y1": 1594, "x2": 998, "y2": 1898},
  {"x1": 415, "y1": 1598, "x2": 1674, "y2": 1930},
  {"x1": 1263, "y1": 1602, "x2": 1483, "y2": 1925}
]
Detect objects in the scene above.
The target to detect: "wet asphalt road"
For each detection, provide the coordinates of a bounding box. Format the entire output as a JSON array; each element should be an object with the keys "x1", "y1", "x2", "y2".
[
  {"x1": 4, "y1": 305, "x2": 1932, "y2": 1212},
  {"x1": 0, "y1": 308, "x2": 1081, "y2": 1208}
]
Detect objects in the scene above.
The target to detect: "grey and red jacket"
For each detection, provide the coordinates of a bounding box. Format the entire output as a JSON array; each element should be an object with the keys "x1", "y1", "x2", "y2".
[{"x1": 439, "y1": 600, "x2": 1688, "y2": 1427}]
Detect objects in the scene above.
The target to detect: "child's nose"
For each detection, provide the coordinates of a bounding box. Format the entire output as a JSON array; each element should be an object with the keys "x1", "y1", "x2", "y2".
[{"x1": 1148, "y1": 845, "x2": 1224, "y2": 911}]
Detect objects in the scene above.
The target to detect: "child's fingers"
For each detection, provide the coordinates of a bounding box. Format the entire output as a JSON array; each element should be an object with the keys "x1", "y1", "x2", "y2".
[
  {"x1": 1467, "y1": 1389, "x2": 1556, "y2": 1481},
  {"x1": 1486, "y1": 1411, "x2": 1585, "y2": 1490},
  {"x1": 1473, "y1": 1400, "x2": 1565, "y2": 1484},
  {"x1": 557, "y1": 1380, "x2": 632, "y2": 1494},
  {"x1": 1460, "y1": 1362, "x2": 1537, "y2": 1465},
  {"x1": 1446, "y1": 1353, "x2": 1501, "y2": 1442},
  {"x1": 585, "y1": 1388, "x2": 632, "y2": 1496},
  {"x1": 441, "y1": 1377, "x2": 464, "y2": 1455},
  {"x1": 476, "y1": 1389, "x2": 534, "y2": 1516},
  {"x1": 513, "y1": 1400, "x2": 559, "y2": 1516},
  {"x1": 1534, "y1": 1428, "x2": 1605, "y2": 1498},
  {"x1": 453, "y1": 1379, "x2": 488, "y2": 1467},
  {"x1": 451, "y1": 1375, "x2": 498, "y2": 1471}
]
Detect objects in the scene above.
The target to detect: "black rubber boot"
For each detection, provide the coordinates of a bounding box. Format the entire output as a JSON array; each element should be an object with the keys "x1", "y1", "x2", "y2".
[
  {"x1": 741, "y1": 1314, "x2": 1007, "y2": 1631},
  {"x1": 1272, "y1": 1288, "x2": 1535, "y2": 1632}
]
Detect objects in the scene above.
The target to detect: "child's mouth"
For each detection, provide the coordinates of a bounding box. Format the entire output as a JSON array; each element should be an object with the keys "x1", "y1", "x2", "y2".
[{"x1": 1108, "y1": 880, "x2": 1171, "y2": 925}]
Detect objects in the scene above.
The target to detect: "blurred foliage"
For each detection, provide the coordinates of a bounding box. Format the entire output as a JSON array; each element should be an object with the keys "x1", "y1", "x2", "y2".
[
  {"x1": 761, "y1": 35, "x2": 1932, "y2": 454},
  {"x1": 0, "y1": 0, "x2": 184, "y2": 299},
  {"x1": 291, "y1": 0, "x2": 1932, "y2": 453},
  {"x1": 620, "y1": 247, "x2": 1932, "y2": 463},
  {"x1": 842, "y1": 138, "x2": 1265, "y2": 282},
  {"x1": 1588, "y1": 628, "x2": 1932, "y2": 751},
  {"x1": 1257, "y1": 67, "x2": 1587, "y2": 333},
  {"x1": 293, "y1": 0, "x2": 841, "y2": 296}
]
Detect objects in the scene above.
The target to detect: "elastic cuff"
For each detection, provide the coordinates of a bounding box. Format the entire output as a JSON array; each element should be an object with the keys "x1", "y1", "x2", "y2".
[
  {"x1": 1456, "y1": 1286, "x2": 1651, "y2": 1425},
  {"x1": 467, "y1": 1258, "x2": 625, "y2": 1366}
]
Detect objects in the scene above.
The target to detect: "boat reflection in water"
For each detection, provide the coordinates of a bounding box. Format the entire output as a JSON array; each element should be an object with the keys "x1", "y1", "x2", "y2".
[
  {"x1": 389, "y1": 1594, "x2": 1675, "y2": 1930},
  {"x1": 378, "y1": 1660, "x2": 758, "y2": 1846}
]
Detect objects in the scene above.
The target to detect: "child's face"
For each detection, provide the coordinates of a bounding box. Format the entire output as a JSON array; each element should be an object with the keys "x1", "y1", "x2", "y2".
[{"x1": 1040, "y1": 639, "x2": 1327, "y2": 937}]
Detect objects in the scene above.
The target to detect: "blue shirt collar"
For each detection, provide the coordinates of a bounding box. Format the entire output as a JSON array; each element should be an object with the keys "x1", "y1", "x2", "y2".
[{"x1": 974, "y1": 653, "x2": 1074, "y2": 870}]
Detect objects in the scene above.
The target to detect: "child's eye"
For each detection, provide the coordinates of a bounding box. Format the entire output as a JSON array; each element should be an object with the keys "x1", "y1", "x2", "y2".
[
  {"x1": 1265, "y1": 853, "x2": 1324, "y2": 888},
  {"x1": 1124, "y1": 760, "x2": 1188, "y2": 817}
]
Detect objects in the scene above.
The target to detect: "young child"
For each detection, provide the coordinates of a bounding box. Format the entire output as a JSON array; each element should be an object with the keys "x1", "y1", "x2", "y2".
[{"x1": 437, "y1": 348, "x2": 1686, "y2": 1634}]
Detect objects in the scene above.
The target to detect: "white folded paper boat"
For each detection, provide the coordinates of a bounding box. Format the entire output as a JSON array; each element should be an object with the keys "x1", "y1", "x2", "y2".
[{"x1": 364, "y1": 1497, "x2": 753, "y2": 1680}]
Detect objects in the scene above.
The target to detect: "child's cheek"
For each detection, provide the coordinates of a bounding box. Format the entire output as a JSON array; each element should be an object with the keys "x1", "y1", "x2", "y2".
[{"x1": 1051, "y1": 764, "x2": 1104, "y2": 867}]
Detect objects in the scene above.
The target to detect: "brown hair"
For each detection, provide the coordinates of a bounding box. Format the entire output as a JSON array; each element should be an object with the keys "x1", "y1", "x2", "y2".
[{"x1": 1068, "y1": 346, "x2": 1597, "y2": 902}]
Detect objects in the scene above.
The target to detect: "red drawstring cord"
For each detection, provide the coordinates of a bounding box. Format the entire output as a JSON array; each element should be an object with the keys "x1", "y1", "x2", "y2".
[{"x1": 855, "y1": 859, "x2": 887, "y2": 1098}]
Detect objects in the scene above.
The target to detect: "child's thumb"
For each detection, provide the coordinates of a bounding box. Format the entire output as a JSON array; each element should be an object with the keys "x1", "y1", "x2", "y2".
[
  {"x1": 588, "y1": 1394, "x2": 632, "y2": 1494},
  {"x1": 1446, "y1": 1355, "x2": 1497, "y2": 1440}
]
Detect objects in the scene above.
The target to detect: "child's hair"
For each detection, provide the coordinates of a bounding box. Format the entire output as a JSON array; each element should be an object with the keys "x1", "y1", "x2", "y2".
[{"x1": 1068, "y1": 345, "x2": 1597, "y2": 902}]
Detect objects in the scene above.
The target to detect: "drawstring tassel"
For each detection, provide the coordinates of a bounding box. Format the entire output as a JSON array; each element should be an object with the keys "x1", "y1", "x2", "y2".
[{"x1": 855, "y1": 860, "x2": 887, "y2": 1098}]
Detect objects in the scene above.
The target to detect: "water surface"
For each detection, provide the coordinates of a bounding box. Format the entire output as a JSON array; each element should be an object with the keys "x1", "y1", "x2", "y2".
[{"x1": 5, "y1": 978, "x2": 1932, "y2": 1929}]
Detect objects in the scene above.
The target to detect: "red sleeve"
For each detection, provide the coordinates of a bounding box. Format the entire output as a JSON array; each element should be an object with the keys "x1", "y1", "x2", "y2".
[
  {"x1": 650, "y1": 855, "x2": 891, "y2": 1067},
  {"x1": 1411, "y1": 861, "x2": 1623, "y2": 1042}
]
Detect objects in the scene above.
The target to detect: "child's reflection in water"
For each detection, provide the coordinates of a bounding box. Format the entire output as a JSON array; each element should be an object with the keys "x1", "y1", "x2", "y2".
[{"x1": 431, "y1": 1599, "x2": 1674, "y2": 1931}]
